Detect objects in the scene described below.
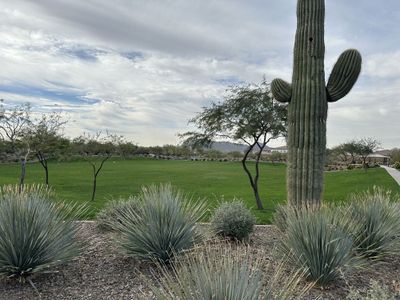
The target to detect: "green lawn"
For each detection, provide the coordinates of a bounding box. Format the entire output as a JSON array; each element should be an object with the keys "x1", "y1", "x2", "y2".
[{"x1": 0, "y1": 158, "x2": 399, "y2": 223}]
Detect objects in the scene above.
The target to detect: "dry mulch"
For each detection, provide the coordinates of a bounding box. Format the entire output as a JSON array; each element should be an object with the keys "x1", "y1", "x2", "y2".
[{"x1": 0, "y1": 222, "x2": 399, "y2": 300}]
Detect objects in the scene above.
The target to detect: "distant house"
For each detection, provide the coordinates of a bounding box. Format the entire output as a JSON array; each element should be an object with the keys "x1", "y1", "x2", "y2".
[
  {"x1": 366, "y1": 153, "x2": 391, "y2": 166},
  {"x1": 261, "y1": 145, "x2": 288, "y2": 153},
  {"x1": 270, "y1": 145, "x2": 288, "y2": 153}
]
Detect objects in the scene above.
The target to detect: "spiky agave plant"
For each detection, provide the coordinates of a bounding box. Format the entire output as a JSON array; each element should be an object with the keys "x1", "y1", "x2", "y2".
[
  {"x1": 110, "y1": 184, "x2": 207, "y2": 263},
  {"x1": 96, "y1": 196, "x2": 140, "y2": 231},
  {"x1": 346, "y1": 187, "x2": 400, "y2": 259},
  {"x1": 280, "y1": 205, "x2": 359, "y2": 286},
  {"x1": 149, "y1": 243, "x2": 309, "y2": 300},
  {"x1": 271, "y1": 0, "x2": 362, "y2": 206},
  {"x1": 0, "y1": 185, "x2": 85, "y2": 280}
]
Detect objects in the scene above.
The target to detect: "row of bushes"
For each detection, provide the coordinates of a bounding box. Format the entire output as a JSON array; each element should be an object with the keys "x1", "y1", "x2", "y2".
[{"x1": 0, "y1": 184, "x2": 399, "y2": 298}]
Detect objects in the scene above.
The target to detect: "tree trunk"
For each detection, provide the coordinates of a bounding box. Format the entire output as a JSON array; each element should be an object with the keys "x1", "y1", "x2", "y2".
[
  {"x1": 19, "y1": 148, "x2": 30, "y2": 193},
  {"x1": 241, "y1": 144, "x2": 264, "y2": 210},
  {"x1": 91, "y1": 175, "x2": 97, "y2": 202},
  {"x1": 37, "y1": 152, "x2": 49, "y2": 186}
]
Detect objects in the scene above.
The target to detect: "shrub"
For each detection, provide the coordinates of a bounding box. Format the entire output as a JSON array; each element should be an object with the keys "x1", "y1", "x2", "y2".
[
  {"x1": 149, "y1": 243, "x2": 308, "y2": 300},
  {"x1": 345, "y1": 187, "x2": 400, "y2": 259},
  {"x1": 281, "y1": 205, "x2": 358, "y2": 286},
  {"x1": 393, "y1": 161, "x2": 400, "y2": 170},
  {"x1": 110, "y1": 184, "x2": 206, "y2": 263},
  {"x1": 96, "y1": 196, "x2": 139, "y2": 231},
  {"x1": 0, "y1": 185, "x2": 84, "y2": 280},
  {"x1": 346, "y1": 280, "x2": 397, "y2": 300},
  {"x1": 210, "y1": 200, "x2": 256, "y2": 241}
]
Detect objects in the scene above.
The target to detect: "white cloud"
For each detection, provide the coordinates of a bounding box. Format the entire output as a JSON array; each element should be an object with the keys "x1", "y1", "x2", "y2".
[{"x1": 0, "y1": 0, "x2": 399, "y2": 148}]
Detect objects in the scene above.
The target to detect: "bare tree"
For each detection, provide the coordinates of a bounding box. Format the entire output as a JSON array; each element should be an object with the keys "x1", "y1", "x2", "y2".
[
  {"x1": 26, "y1": 112, "x2": 68, "y2": 186},
  {"x1": 0, "y1": 101, "x2": 32, "y2": 191},
  {"x1": 354, "y1": 137, "x2": 380, "y2": 170},
  {"x1": 74, "y1": 131, "x2": 115, "y2": 201}
]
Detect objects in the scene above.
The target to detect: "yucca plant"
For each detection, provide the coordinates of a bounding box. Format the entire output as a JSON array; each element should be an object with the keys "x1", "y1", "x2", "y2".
[
  {"x1": 110, "y1": 184, "x2": 207, "y2": 263},
  {"x1": 281, "y1": 205, "x2": 358, "y2": 286},
  {"x1": 346, "y1": 187, "x2": 400, "y2": 259},
  {"x1": 0, "y1": 184, "x2": 85, "y2": 280},
  {"x1": 210, "y1": 200, "x2": 256, "y2": 241},
  {"x1": 149, "y1": 243, "x2": 309, "y2": 300},
  {"x1": 96, "y1": 196, "x2": 139, "y2": 231}
]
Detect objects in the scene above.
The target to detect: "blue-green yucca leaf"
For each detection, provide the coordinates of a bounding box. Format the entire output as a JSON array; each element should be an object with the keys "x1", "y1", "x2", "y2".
[
  {"x1": 346, "y1": 187, "x2": 400, "y2": 259},
  {"x1": 111, "y1": 184, "x2": 207, "y2": 263},
  {"x1": 0, "y1": 184, "x2": 86, "y2": 279},
  {"x1": 281, "y1": 205, "x2": 360, "y2": 286}
]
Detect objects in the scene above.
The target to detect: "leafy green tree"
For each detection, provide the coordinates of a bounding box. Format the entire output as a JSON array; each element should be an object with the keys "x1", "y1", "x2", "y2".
[{"x1": 181, "y1": 81, "x2": 287, "y2": 210}]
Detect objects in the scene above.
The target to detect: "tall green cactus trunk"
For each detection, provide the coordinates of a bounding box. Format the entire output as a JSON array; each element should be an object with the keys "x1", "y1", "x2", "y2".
[{"x1": 271, "y1": 0, "x2": 362, "y2": 206}]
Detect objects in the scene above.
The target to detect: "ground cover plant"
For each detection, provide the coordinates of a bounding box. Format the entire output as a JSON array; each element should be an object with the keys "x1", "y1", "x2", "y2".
[
  {"x1": 0, "y1": 185, "x2": 84, "y2": 282},
  {"x1": 0, "y1": 158, "x2": 398, "y2": 223}
]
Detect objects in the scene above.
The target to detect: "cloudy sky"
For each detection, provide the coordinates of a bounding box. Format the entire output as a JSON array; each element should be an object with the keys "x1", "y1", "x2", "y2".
[{"x1": 0, "y1": 0, "x2": 399, "y2": 147}]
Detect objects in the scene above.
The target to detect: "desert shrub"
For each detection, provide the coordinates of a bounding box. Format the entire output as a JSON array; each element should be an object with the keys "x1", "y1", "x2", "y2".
[
  {"x1": 149, "y1": 243, "x2": 309, "y2": 300},
  {"x1": 346, "y1": 280, "x2": 397, "y2": 300},
  {"x1": 96, "y1": 196, "x2": 139, "y2": 231},
  {"x1": 0, "y1": 185, "x2": 84, "y2": 280},
  {"x1": 110, "y1": 184, "x2": 206, "y2": 263},
  {"x1": 393, "y1": 161, "x2": 400, "y2": 170},
  {"x1": 345, "y1": 187, "x2": 400, "y2": 259},
  {"x1": 281, "y1": 205, "x2": 358, "y2": 286},
  {"x1": 210, "y1": 200, "x2": 256, "y2": 241}
]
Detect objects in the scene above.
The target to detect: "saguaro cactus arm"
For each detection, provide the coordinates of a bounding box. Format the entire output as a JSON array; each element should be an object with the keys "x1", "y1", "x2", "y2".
[
  {"x1": 271, "y1": 78, "x2": 292, "y2": 103},
  {"x1": 327, "y1": 49, "x2": 362, "y2": 102}
]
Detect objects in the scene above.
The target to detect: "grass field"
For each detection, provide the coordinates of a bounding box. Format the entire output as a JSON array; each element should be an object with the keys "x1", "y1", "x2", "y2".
[{"x1": 0, "y1": 158, "x2": 399, "y2": 223}]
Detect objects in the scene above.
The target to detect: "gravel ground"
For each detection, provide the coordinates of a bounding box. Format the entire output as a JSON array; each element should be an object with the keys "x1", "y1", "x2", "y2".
[{"x1": 0, "y1": 222, "x2": 399, "y2": 300}]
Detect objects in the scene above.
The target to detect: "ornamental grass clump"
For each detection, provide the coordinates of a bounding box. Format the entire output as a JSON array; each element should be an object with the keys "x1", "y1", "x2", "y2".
[
  {"x1": 149, "y1": 243, "x2": 308, "y2": 300},
  {"x1": 96, "y1": 196, "x2": 139, "y2": 231},
  {"x1": 110, "y1": 184, "x2": 207, "y2": 263},
  {"x1": 281, "y1": 205, "x2": 358, "y2": 286},
  {"x1": 210, "y1": 200, "x2": 256, "y2": 241},
  {"x1": 346, "y1": 187, "x2": 400, "y2": 259},
  {"x1": 0, "y1": 184, "x2": 85, "y2": 280}
]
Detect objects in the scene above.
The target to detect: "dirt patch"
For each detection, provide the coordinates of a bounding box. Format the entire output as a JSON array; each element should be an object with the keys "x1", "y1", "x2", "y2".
[{"x1": 0, "y1": 223, "x2": 399, "y2": 299}]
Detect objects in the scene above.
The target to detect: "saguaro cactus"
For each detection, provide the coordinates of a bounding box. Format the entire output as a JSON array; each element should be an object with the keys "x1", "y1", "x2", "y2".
[{"x1": 271, "y1": 0, "x2": 361, "y2": 206}]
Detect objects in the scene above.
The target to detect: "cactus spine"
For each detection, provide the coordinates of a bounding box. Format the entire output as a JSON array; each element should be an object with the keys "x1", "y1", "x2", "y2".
[{"x1": 271, "y1": 0, "x2": 361, "y2": 206}]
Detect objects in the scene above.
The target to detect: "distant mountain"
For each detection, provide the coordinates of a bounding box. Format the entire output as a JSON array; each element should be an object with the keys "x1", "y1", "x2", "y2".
[
  {"x1": 209, "y1": 141, "x2": 287, "y2": 153},
  {"x1": 210, "y1": 141, "x2": 248, "y2": 153}
]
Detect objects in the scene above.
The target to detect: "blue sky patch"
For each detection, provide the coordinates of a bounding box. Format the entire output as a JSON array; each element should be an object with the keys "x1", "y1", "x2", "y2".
[{"x1": 0, "y1": 84, "x2": 99, "y2": 105}]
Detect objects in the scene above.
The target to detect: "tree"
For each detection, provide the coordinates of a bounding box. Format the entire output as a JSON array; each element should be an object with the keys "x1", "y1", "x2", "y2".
[
  {"x1": 181, "y1": 81, "x2": 287, "y2": 210},
  {"x1": 0, "y1": 101, "x2": 32, "y2": 191},
  {"x1": 354, "y1": 137, "x2": 380, "y2": 169},
  {"x1": 74, "y1": 132, "x2": 115, "y2": 201},
  {"x1": 330, "y1": 144, "x2": 349, "y2": 164},
  {"x1": 390, "y1": 148, "x2": 400, "y2": 163},
  {"x1": 26, "y1": 112, "x2": 68, "y2": 186},
  {"x1": 342, "y1": 142, "x2": 358, "y2": 164}
]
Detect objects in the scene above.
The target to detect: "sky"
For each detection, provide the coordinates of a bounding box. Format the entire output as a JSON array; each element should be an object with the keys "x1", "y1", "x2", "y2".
[{"x1": 0, "y1": 0, "x2": 399, "y2": 148}]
